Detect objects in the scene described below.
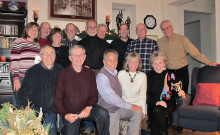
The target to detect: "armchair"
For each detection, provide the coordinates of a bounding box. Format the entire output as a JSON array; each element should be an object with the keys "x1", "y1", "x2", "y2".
[{"x1": 177, "y1": 65, "x2": 220, "y2": 132}]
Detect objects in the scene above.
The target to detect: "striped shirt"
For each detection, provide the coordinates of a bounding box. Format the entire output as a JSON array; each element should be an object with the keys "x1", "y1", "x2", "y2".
[
  {"x1": 10, "y1": 38, "x2": 40, "y2": 81},
  {"x1": 125, "y1": 37, "x2": 159, "y2": 74}
]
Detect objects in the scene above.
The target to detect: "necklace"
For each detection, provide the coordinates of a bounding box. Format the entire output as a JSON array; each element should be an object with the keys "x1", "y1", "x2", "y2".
[{"x1": 128, "y1": 72, "x2": 137, "y2": 83}]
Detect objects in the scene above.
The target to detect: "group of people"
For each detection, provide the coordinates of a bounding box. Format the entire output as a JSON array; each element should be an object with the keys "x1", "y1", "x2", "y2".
[{"x1": 9, "y1": 18, "x2": 218, "y2": 135}]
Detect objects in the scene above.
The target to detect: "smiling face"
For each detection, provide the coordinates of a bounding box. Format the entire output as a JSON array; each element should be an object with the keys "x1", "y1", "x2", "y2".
[
  {"x1": 136, "y1": 23, "x2": 147, "y2": 41},
  {"x1": 97, "y1": 25, "x2": 107, "y2": 39},
  {"x1": 69, "y1": 48, "x2": 86, "y2": 68},
  {"x1": 161, "y1": 21, "x2": 174, "y2": 39},
  {"x1": 52, "y1": 33, "x2": 62, "y2": 45},
  {"x1": 86, "y1": 20, "x2": 97, "y2": 36},
  {"x1": 41, "y1": 46, "x2": 56, "y2": 69},
  {"x1": 119, "y1": 24, "x2": 129, "y2": 40},
  {"x1": 65, "y1": 23, "x2": 77, "y2": 41},
  {"x1": 40, "y1": 22, "x2": 51, "y2": 39},
  {"x1": 103, "y1": 52, "x2": 118, "y2": 72},
  {"x1": 152, "y1": 56, "x2": 165, "y2": 74},
  {"x1": 27, "y1": 25, "x2": 38, "y2": 41},
  {"x1": 128, "y1": 57, "x2": 139, "y2": 72}
]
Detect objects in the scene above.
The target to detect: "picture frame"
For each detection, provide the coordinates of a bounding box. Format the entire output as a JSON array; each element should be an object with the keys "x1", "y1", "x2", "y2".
[{"x1": 50, "y1": 0, "x2": 96, "y2": 20}]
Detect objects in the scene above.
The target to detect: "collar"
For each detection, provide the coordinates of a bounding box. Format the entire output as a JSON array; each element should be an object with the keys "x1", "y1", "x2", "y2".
[
  {"x1": 104, "y1": 66, "x2": 118, "y2": 76},
  {"x1": 40, "y1": 62, "x2": 54, "y2": 70}
]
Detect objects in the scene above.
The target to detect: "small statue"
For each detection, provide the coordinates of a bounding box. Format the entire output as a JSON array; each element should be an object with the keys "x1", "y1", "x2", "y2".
[
  {"x1": 116, "y1": 11, "x2": 123, "y2": 31},
  {"x1": 125, "y1": 16, "x2": 131, "y2": 29}
]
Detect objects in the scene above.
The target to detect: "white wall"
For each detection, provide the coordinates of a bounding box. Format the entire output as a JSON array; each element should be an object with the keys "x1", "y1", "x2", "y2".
[{"x1": 216, "y1": 0, "x2": 220, "y2": 62}]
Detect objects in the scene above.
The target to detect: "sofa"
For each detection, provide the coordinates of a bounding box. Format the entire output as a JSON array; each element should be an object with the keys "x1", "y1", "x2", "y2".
[{"x1": 177, "y1": 65, "x2": 220, "y2": 132}]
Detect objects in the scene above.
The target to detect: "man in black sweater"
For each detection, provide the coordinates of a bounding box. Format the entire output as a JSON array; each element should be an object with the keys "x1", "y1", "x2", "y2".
[
  {"x1": 18, "y1": 45, "x2": 63, "y2": 135},
  {"x1": 78, "y1": 19, "x2": 109, "y2": 71}
]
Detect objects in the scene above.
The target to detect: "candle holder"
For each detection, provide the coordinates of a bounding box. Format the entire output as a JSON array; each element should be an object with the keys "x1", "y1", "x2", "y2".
[
  {"x1": 105, "y1": 16, "x2": 110, "y2": 32},
  {"x1": 33, "y1": 10, "x2": 39, "y2": 23}
]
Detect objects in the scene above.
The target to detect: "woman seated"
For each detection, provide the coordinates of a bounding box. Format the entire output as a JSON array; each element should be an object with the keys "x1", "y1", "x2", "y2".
[
  {"x1": 118, "y1": 52, "x2": 147, "y2": 120},
  {"x1": 147, "y1": 51, "x2": 185, "y2": 135}
]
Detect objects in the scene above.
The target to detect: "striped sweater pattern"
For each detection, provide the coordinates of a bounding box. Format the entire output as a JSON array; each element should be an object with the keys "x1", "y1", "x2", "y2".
[{"x1": 10, "y1": 38, "x2": 40, "y2": 81}]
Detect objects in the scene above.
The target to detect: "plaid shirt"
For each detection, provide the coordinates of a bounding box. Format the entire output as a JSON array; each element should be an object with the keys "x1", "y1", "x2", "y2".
[{"x1": 126, "y1": 37, "x2": 159, "y2": 74}]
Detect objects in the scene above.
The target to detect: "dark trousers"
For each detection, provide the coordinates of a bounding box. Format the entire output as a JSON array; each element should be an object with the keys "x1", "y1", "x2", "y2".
[
  {"x1": 149, "y1": 102, "x2": 176, "y2": 135},
  {"x1": 62, "y1": 105, "x2": 110, "y2": 135},
  {"x1": 168, "y1": 65, "x2": 189, "y2": 94}
]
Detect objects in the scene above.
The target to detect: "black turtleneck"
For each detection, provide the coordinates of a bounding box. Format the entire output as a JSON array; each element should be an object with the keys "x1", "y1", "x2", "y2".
[{"x1": 78, "y1": 35, "x2": 109, "y2": 70}]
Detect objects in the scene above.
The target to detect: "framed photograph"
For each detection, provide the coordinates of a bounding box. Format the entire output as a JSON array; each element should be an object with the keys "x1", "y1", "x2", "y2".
[
  {"x1": 50, "y1": 0, "x2": 96, "y2": 20},
  {"x1": 146, "y1": 35, "x2": 158, "y2": 41}
]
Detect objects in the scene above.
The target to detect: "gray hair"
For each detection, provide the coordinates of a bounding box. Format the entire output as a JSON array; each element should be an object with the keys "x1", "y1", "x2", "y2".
[
  {"x1": 160, "y1": 20, "x2": 173, "y2": 29},
  {"x1": 98, "y1": 23, "x2": 107, "y2": 29},
  {"x1": 40, "y1": 45, "x2": 55, "y2": 55},
  {"x1": 69, "y1": 45, "x2": 86, "y2": 55},
  {"x1": 150, "y1": 51, "x2": 168, "y2": 66},
  {"x1": 103, "y1": 49, "x2": 118, "y2": 60},
  {"x1": 86, "y1": 19, "x2": 97, "y2": 28}
]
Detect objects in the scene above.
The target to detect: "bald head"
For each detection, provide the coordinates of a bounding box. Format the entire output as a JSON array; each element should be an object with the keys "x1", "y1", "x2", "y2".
[
  {"x1": 40, "y1": 22, "x2": 51, "y2": 39},
  {"x1": 136, "y1": 23, "x2": 147, "y2": 41}
]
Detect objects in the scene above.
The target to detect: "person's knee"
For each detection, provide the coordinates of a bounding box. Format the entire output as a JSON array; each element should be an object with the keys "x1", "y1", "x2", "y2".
[{"x1": 95, "y1": 105, "x2": 109, "y2": 120}]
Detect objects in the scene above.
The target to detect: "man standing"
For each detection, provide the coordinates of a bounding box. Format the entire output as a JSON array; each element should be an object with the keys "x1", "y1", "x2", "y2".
[
  {"x1": 54, "y1": 45, "x2": 110, "y2": 135},
  {"x1": 110, "y1": 24, "x2": 133, "y2": 71},
  {"x1": 38, "y1": 22, "x2": 51, "y2": 47},
  {"x1": 96, "y1": 49, "x2": 143, "y2": 135},
  {"x1": 63, "y1": 23, "x2": 78, "y2": 48},
  {"x1": 18, "y1": 45, "x2": 63, "y2": 135},
  {"x1": 158, "y1": 20, "x2": 218, "y2": 93},
  {"x1": 126, "y1": 23, "x2": 158, "y2": 74},
  {"x1": 78, "y1": 20, "x2": 109, "y2": 70},
  {"x1": 97, "y1": 23, "x2": 108, "y2": 39}
]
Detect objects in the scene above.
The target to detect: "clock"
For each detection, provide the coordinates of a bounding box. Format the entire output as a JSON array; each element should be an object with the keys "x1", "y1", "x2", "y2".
[{"x1": 144, "y1": 15, "x2": 157, "y2": 29}]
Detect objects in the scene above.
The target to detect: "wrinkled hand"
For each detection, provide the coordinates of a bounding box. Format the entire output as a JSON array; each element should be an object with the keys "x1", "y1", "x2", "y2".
[
  {"x1": 130, "y1": 104, "x2": 142, "y2": 112},
  {"x1": 156, "y1": 101, "x2": 167, "y2": 108},
  {"x1": 79, "y1": 106, "x2": 92, "y2": 119},
  {"x1": 178, "y1": 90, "x2": 186, "y2": 99},
  {"x1": 208, "y1": 62, "x2": 218, "y2": 66},
  {"x1": 14, "y1": 80, "x2": 21, "y2": 91},
  {"x1": 65, "y1": 113, "x2": 79, "y2": 123}
]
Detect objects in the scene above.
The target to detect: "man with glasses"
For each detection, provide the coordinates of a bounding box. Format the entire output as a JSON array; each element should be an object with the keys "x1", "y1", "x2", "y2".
[
  {"x1": 54, "y1": 45, "x2": 110, "y2": 135},
  {"x1": 63, "y1": 23, "x2": 78, "y2": 48},
  {"x1": 158, "y1": 20, "x2": 218, "y2": 133},
  {"x1": 18, "y1": 45, "x2": 63, "y2": 135},
  {"x1": 110, "y1": 24, "x2": 133, "y2": 71},
  {"x1": 78, "y1": 19, "x2": 109, "y2": 71},
  {"x1": 126, "y1": 23, "x2": 159, "y2": 74}
]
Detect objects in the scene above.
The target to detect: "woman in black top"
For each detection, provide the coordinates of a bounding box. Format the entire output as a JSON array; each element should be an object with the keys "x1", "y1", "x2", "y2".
[
  {"x1": 51, "y1": 27, "x2": 71, "y2": 68},
  {"x1": 147, "y1": 51, "x2": 185, "y2": 135}
]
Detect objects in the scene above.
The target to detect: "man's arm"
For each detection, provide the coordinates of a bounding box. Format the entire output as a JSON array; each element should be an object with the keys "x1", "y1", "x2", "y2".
[{"x1": 96, "y1": 73, "x2": 132, "y2": 109}]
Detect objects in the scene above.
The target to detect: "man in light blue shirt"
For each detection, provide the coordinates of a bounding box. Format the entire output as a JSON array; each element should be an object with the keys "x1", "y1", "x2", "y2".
[{"x1": 96, "y1": 49, "x2": 143, "y2": 135}]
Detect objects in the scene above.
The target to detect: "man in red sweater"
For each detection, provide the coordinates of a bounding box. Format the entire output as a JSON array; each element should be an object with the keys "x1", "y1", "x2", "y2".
[
  {"x1": 54, "y1": 45, "x2": 110, "y2": 135},
  {"x1": 38, "y1": 22, "x2": 52, "y2": 47}
]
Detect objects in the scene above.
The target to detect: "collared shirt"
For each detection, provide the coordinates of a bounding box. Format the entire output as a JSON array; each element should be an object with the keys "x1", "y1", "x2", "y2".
[
  {"x1": 125, "y1": 37, "x2": 159, "y2": 74},
  {"x1": 62, "y1": 38, "x2": 78, "y2": 48},
  {"x1": 96, "y1": 66, "x2": 132, "y2": 109}
]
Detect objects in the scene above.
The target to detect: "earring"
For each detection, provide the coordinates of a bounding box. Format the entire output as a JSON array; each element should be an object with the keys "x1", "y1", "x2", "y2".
[{"x1": 163, "y1": 67, "x2": 166, "y2": 70}]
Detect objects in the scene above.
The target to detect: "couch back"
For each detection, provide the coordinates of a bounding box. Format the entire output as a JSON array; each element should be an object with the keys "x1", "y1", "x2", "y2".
[{"x1": 190, "y1": 65, "x2": 220, "y2": 104}]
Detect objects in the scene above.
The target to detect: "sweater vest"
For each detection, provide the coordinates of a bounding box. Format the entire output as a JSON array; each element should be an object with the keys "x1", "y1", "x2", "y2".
[{"x1": 98, "y1": 67, "x2": 122, "y2": 113}]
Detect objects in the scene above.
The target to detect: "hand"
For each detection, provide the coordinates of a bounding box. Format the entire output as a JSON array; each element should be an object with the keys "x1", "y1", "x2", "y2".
[
  {"x1": 14, "y1": 80, "x2": 21, "y2": 91},
  {"x1": 156, "y1": 101, "x2": 167, "y2": 108},
  {"x1": 64, "y1": 113, "x2": 79, "y2": 123},
  {"x1": 79, "y1": 106, "x2": 92, "y2": 118},
  {"x1": 130, "y1": 104, "x2": 142, "y2": 112},
  {"x1": 178, "y1": 90, "x2": 186, "y2": 99},
  {"x1": 84, "y1": 65, "x2": 90, "y2": 68},
  {"x1": 208, "y1": 62, "x2": 218, "y2": 66},
  {"x1": 142, "y1": 114, "x2": 146, "y2": 120}
]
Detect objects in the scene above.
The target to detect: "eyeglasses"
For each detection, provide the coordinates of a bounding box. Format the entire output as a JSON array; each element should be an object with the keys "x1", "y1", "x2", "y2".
[
  {"x1": 71, "y1": 53, "x2": 85, "y2": 58},
  {"x1": 136, "y1": 28, "x2": 146, "y2": 31},
  {"x1": 161, "y1": 25, "x2": 171, "y2": 31},
  {"x1": 41, "y1": 52, "x2": 55, "y2": 56},
  {"x1": 120, "y1": 28, "x2": 128, "y2": 31}
]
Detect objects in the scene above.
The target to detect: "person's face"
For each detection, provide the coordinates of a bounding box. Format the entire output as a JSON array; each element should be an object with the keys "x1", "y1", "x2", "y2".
[
  {"x1": 65, "y1": 24, "x2": 77, "y2": 40},
  {"x1": 52, "y1": 33, "x2": 62, "y2": 45},
  {"x1": 119, "y1": 24, "x2": 129, "y2": 39},
  {"x1": 69, "y1": 48, "x2": 86, "y2": 68},
  {"x1": 86, "y1": 21, "x2": 97, "y2": 36},
  {"x1": 97, "y1": 26, "x2": 107, "y2": 39},
  {"x1": 40, "y1": 22, "x2": 51, "y2": 39},
  {"x1": 136, "y1": 24, "x2": 147, "y2": 40},
  {"x1": 40, "y1": 47, "x2": 56, "y2": 68},
  {"x1": 128, "y1": 57, "x2": 139, "y2": 72},
  {"x1": 152, "y1": 56, "x2": 165, "y2": 74},
  {"x1": 161, "y1": 22, "x2": 173, "y2": 39},
  {"x1": 27, "y1": 25, "x2": 38, "y2": 40},
  {"x1": 103, "y1": 52, "x2": 118, "y2": 72}
]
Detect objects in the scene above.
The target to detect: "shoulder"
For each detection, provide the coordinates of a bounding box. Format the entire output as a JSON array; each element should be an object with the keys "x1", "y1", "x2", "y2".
[
  {"x1": 118, "y1": 70, "x2": 126, "y2": 76},
  {"x1": 83, "y1": 67, "x2": 95, "y2": 75},
  {"x1": 54, "y1": 63, "x2": 63, "y2": 71}
]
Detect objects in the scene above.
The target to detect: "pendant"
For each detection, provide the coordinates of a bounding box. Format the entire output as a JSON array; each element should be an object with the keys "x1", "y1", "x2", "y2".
[{"x1": 131, "y1": 78, "x2": 134, "y2": 83}]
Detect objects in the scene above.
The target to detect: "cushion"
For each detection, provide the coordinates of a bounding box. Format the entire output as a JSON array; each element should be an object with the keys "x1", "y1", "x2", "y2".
[{"x1": 193, "y1": 83, "x2": 220, "y2": 107}]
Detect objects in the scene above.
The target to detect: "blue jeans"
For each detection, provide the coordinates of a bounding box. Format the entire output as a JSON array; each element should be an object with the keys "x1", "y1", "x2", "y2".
[
  {"x1": 44, "y1": 113, "x2": 57, "y2": 135},
  {"x1": 62, "y1": 105, "x2": 110, "y2": 135}
]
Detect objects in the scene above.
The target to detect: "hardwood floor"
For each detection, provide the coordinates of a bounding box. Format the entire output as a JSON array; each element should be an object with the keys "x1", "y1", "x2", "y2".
[{"x1": 168, "y1": 128, "x2": 219, "y2": 135}]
